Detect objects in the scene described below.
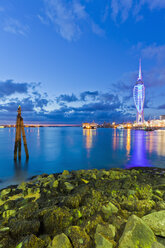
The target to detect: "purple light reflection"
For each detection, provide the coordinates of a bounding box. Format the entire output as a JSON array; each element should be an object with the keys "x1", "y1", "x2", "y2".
[{"x1": 126, "y1": 130, "x2": 151, "y2": 169}]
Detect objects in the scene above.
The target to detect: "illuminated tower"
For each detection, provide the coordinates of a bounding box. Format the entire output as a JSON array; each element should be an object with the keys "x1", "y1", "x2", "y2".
[{"x1": 133, "y1": 59, "x2": 145, "y2": 124}]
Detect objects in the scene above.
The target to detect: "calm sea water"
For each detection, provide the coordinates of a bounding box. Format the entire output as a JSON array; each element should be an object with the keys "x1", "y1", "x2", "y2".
[{"x1": 0, "y1": 127, "x2": 165, "y2": 188}]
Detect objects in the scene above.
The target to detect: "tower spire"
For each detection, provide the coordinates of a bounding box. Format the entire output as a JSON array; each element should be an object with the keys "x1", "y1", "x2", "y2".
[{"x1": 138, "y1": 58, "x2": 142, "y2": 80}]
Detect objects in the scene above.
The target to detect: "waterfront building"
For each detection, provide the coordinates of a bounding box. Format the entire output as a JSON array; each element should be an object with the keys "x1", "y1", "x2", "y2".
[
  {"x1": 160, "y1": 115, "x2": 165, "y2": 120},
  {"x1": 133, "y1": 60, "x2": 145, "y2": 124},
  {"x1": 82, "y1": 122, "x2": 97, "y2": 129}
]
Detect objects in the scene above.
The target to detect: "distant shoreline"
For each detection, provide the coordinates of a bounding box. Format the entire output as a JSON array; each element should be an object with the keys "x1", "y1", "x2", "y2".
[{"x1": 0, "y1": 124, "x2": 82, "y2": 128}]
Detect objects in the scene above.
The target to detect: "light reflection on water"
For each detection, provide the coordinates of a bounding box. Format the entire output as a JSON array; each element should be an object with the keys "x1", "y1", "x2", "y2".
[{"x1": 0, "y1": 127, "x2": 165, "y2": 188}]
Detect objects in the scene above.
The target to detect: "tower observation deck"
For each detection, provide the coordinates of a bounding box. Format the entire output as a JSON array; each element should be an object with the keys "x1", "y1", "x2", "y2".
[{"x1": 133, "y1": 59, "x2": 145, "y2": 124}]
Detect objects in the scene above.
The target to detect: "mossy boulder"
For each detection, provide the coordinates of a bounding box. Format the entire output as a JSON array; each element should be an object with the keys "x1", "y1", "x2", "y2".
[
  {"x1": 0, "y1": 226, "x2": 9, "y2": 240},
  {"x1": 64, "y1": 194, "x2": 81, "y2": 208},
  {"x1": 9, "y1": 219, "x2": 40, "y2": 239},
  {"x1": 142, "y1": 210, "x2": 165, "y2": 237},
  {"x1": 119, "y1": 215, "x2": 156, "y2": 248},
  {"x1": 151, "y1": 242, "x2": 165, "y2": 248},
  {"x1": 94, "y1": 223, "x2": 116, "y2": 248},
  {"x1": 39, "y1": 234, "x2": 51, "y2": 246},
  {"x1": 101, "y1": 201, "x2": 118, "y2": 219},
  {"x1": 16, "y1": 234, "x2": 45, "y2": 248},
  {"x1": 50, "y1": 233, "x2": 72, "y2": 248},
  {"x1": 43, "y1": 207, "x2": 73, "y2": 235},
  {"x1": 2, "y1": 210, "x2": 16, "y2": 220},
  {"x1": 67, "y1": 226, "x2": 91, "y2": 248},
  {"x1": 135, "y1": 185, "x2": 153, "y2": 200},
  {"x1": 17, "y1": 202, "x2": 39, "y2": 220}
]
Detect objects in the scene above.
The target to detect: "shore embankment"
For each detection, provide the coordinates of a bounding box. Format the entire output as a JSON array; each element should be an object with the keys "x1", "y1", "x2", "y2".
[{"x1": 0, "y1": 167, "x2": 164, "y2": 248}]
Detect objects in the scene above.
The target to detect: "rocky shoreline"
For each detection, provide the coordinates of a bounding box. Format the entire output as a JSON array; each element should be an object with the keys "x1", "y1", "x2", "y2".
[{"x1": 0, "y1": 167, "x2": 164, "y2": 248}]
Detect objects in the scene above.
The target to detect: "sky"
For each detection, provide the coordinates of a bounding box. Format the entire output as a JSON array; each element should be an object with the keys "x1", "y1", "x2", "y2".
[{"x1": 0, "y1": 0, "x2": 165, "y2": 124}]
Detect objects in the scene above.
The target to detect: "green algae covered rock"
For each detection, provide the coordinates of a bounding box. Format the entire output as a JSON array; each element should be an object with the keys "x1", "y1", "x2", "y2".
[
  {"x1": 2, "y1": 209, "x2": 16, "y2": 220},
  {"x1": 67, "y1": 226, "x2": 91, "y2": 248},
  {"x1": 151, "y1": 242, "x2": 165, "y2": 248},
  {"x1": 142, "y1": 211, "x2": 165, "y2": 237},
  {"x1": 157, "y1": 236, "x2": 165, "y2": 247},
  {"x1": 101, "y1": 201, "x2": 118, "y2": 219},
  {"x1": 119, "y1": 215, "x2": 156, "y2": 248},
  {"x1": 0, "y1": 188, "x2": 11, "y2": 197},
  {"x1": 9, "y1": 219, "x2": 40, "y2": 239},
  {"x1": 64, "y1": 182, "x2": 75, "y2": 191},
  {"x1": 95, "y1": 235, "x2": 114, "y2": 248},
  {"x1": 135, "y1": 185, "x2": 153, "y2": 200},
  {"x1": 0, "y1": 226, "x2": 9, "y2": 240},
  {"x1": 95, "y1": 223, "x2": 116, "y2": 240},
  {"x1": 16, "y1": 234, "x2": 45, "y2": 248},
  {"x1": 50, "y1": 233, "x2": 72, "y2": 248},
  {"x1": 43, "y1": 207, "x2": 73, "y2": 235},
  {"x1": 39, "y1": 234, "x2": 51, "y2": 247},
  {"x1": 94, "y1": 224, "x2": 116, "y2": 248}
]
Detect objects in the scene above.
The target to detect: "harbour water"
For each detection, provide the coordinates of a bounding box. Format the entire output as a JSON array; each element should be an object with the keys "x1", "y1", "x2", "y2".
[{"x1": 0, "y1": 127, "x2": 165, "y2": 188}]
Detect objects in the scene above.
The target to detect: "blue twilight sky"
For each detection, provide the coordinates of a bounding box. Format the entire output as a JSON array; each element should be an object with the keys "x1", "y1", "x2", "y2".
[{"x1": 0, "y1": 0, "x2": 165, "y2": 124}]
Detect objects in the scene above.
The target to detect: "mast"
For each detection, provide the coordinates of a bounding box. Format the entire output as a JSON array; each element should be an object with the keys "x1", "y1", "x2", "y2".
[{"x1": 138, "y1": 58, "x2": 142, "y2": 81}]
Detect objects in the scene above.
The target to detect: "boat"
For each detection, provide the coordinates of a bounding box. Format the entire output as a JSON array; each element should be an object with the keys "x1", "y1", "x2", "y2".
[{"x1": 82, "y1": 122, "x2": 97, "y2": 129}]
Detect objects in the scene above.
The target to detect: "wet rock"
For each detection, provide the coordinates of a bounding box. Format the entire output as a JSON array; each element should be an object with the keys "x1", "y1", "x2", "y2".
[
  {"x1": 135, "y1": 185, "x2": 153, "y2": 200},
  {"x1": 94, "y1": 223, "x2": 116, "y2": 247},
  {"x1": 157, "y1": 236, "x2": 165, "y2": 247},
  {"x1": 39, "y1": 234, "x2": 51, "y2": 246},
  {"x1": 9, "y1": 219, "x2": 40, "y2": 239},
  {"x1": 142, "y1": 210, "x2": 165, "y2": 237},
  {"x1": 95, "y1": 233, "x2": 114, "y2": 248},
  {"x1": 2, "y1": 209, "x2": 16, "y2": 220},
  {"x1": 62, "y1": 170, "x2": 70, "y2": 176},
  {"x1": 82, "y1": 215, "x2": 104, "y2": 236},
  {"x1": 0, "y1": 226, "x2": 9, "y2": 240},
  {"x1": 16, "y1": 234, "x2": 45, "y2": 248},
  {"x1": 0, "y1": 188, "x2": 11, "y2": 197},
  {"x1": 43, "y1": 207, "x2": 73, "y2": 235},
  {"x1": 50, "y1": 233, "x2": 72, "y2": 248},
  {"x1": 101, "y1": 201, "x2": 118, "y2": 219},
  {"x1": 67, "y1": 226, "x2": 91, "y2": 248},
  {"x1": 17, "y1": 202, "x2": 39, "y2": 220},
  {"x1": 119, "y1": 215, "x2": 156, "y2": 248},
  {"x1": 65, "y1": 193, "x2": 81, "y2": 209},
  {"x1": 151, "y1": 242, "x2": 165, "y2": 248},
  {"x1": 156, "y1": 201, "x2": 165, "y2": 211},
  {"x1": 95, "y1": 223, "x2": 116, "y2": 239},
  {"x1": 0, "y1": 236, "x2": 15, "y2": 248},
  {"x1": 64, "y1": 182, "x2": 75, "y2": 191},
  {"x1": 52, "y1": 180, "x2": 58, "y2": 188}
]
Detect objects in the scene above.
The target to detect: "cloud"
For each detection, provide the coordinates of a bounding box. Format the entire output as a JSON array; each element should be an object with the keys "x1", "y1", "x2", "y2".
[
  {"x1": 0, "y1": 80, "x2": 28, "y2": 97},
  {"x1": 111, "y1": 0, "x2": 133, "y2": 22},
  {"x1": 0, "y1": 98, "x2": 34, "y2": 112},
  {"x1": 141, "y1": 43, "x2": 165, "y2": 62},
  {"x1": 43, "y1": 0, "x2": 86, "y2": 41},
  {"x1": 110, "y1": 0, "x2": 165, "y2": 23},
  {"x1": 46, "y1": 99, "x2": 130, "y2": 124},
  {"x1": 142, "y1": 0, "x2": 165, "y2": 10},
  {"x1": 3, "y1": 18, "x2": 29, "y2": 36},
  {"x1": 41, "y1": 0, "x2": 104, "y2": 40},
  {"x1": 80, "y1": 91, "x2": 99, "y2": 101},
  {"x1": 56, "y1": 93, "x2": 78, "y2": 103},
  {"x1": 91, "y1": 22, "x2": 104, "y2": 36},
  {"x1": 0, "y1": 80, "x2": 50, "y2": 118}
]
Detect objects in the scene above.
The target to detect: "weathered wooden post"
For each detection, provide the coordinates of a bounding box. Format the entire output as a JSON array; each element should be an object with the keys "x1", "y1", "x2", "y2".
[{"x1": 14, "y1": 106, "x2": 29, "y2": 160}]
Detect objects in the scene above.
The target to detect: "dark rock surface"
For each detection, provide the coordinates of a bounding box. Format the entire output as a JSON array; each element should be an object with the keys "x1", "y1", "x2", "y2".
[{"x1": 0, "y1": 167, "x2": 164, "y2": 247}]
